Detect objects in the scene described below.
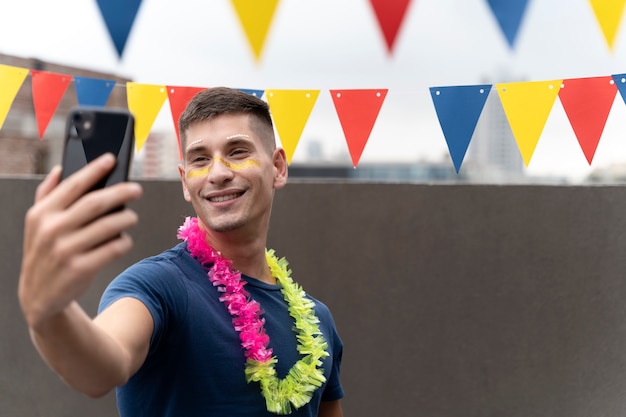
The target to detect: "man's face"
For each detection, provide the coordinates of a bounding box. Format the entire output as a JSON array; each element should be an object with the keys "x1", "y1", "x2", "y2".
[{"x1": 178, "y1": 113, "x2": 287, "y2": 235}]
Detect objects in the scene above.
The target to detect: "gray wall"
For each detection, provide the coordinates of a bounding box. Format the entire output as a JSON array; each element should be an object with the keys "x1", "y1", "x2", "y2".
[{"x1": 3, "y1": 178, "x2": 626, "y2": 417}]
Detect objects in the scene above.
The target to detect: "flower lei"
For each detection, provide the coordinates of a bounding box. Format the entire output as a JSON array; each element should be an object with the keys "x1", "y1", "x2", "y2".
[{"x1": 177, "y1": 217, "x2": 329, "y2": 415}]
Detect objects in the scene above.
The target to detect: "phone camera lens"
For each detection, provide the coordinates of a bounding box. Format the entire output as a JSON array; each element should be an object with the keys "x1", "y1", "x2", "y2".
[{"x1": 72, "y1": 113, "x2": 82, "y2": 123}]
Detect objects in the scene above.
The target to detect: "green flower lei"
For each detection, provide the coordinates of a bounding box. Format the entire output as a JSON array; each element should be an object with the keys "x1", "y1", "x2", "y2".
[{"x1": 245, "y1": 250, "x2": 330, "y2": 414}]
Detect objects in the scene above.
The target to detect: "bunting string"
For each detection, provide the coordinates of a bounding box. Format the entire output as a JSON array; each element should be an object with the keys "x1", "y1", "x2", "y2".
[
  {"x1": 430, "y1": 75, "x2": 626, "y2": 171},
  {"x1": 6, "y1": 64, "x2": 626, "y2": 172},
  {"x1": 0, "y1": 66, "x2": 389, "y2": 167}
]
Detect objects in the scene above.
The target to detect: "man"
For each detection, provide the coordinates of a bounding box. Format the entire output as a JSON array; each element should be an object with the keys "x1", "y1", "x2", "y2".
[{"x1": 18, "y1": 87, "x2": 344, "y2": 416}]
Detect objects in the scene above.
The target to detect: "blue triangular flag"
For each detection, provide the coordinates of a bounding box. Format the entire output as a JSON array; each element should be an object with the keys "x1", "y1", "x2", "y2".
[
  {"x1": 486, "y1": 0, "x2": 530, "y2": 48},
  {"x1": 74, "y1": 76, "x2": 116, "y2": 107},
  {"x1": 430, "y1": 85, "x2": 492, "y2": 173},
  {"x1": 238, "y1": 88, "x2": 265, "y2": 98},
  {"x1": 96, "y1": 0, "x2": 143, "y2": 57}
]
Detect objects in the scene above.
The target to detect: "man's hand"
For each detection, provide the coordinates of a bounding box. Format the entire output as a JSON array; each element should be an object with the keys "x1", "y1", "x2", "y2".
[{"x1": 18, "y1": 153, "x2": 143, "y2": 329}]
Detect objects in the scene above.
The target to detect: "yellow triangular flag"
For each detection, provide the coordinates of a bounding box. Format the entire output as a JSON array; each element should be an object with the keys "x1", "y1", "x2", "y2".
[
  {"x1": 266, "y1": 89, "x2": 320, "y2": 164},
  {"x1": 589, "y1": 0, "x2": 626, "y2": 51},
  {"x1": 495, "y1": 80, "x2": 562, "y2": 166},
  {"x1": 230, "y1": 0, "x2": 280, "y2": 61},
  {"x1": 126, "y1": 82, "x2": 167, "y2": 152},
  {"x1": 0, "y1": 65, "x2": 28, "y2": 130}
]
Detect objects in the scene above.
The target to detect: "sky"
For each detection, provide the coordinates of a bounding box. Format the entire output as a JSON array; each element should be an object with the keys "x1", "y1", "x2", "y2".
[{"x1": 1, "y1": 0, "x2": 626, "y2": 182}]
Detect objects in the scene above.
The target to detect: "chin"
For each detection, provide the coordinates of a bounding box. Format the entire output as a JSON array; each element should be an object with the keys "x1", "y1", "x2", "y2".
[{"x1": 205, "y1": 217, "x2": 247, "y2": 233}]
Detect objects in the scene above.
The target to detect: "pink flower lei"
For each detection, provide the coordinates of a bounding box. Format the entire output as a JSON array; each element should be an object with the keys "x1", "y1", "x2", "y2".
[
  {"x1": 177, "y1": 217, "x2": 329, "y2": 414},
  {"x1": 176, "y1": 217, "x2": 272, "y2": 361}
]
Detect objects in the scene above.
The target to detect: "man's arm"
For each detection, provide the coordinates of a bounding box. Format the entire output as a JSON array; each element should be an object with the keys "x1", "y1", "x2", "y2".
[
  {"x1": 18, "y1": 154, "x2": 147, "y2": 397},
  {"x1": 318, "y1": 400, "x2": 343, "y2": 417},
  {"x1": 30, "y1": 297, "x2": 153, "y2": 397}
]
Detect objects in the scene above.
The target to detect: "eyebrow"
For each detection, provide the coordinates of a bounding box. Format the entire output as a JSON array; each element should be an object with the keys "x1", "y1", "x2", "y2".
[
  {"x1": 185, "y1": 134, "x2": 252, "y2": 152},
  {"x1": 185, "y1": 135, "x2": 257, "y2": 159},
  {"x1": 185, "y1": 139, "x2": 203, "y2": 152},
  {"x1": 226, "y1": 133, "x2": 250, "y2": 140}
]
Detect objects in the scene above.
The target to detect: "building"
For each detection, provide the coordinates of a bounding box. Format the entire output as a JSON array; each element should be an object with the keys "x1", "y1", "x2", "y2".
[
  {"x1": 464, "y1": 70, "x2": 526, "y2": 183},
  {"x1": 288, "y1": 160, "x2": 465, "y2": 183},
  {"x1": 132, "y1": 130, "x2": 181, "y2": 179}
]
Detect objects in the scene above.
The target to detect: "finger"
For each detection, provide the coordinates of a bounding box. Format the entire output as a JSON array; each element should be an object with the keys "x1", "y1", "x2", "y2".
[
  {"x1": 67, "y1": 233, "x2": 135, "y2": 281},
  {"x1": 62, "y1": 182, "x2": 143, "y2": 230},
  {"x1": 59, "y1": 208, "x2": 139, "y2": 255},
  {"x1": 24, "y1": 181, "x2": 141, "y2": 259},
  {"x1": 24, "y1": 165, "x2": 63, "y2": 252},
  {"x1": 34, "y1": 165, "x2": 62, "y2": 203},
  {"x1": 45, "y1": 153, "x2": 117, "y2": 211}
]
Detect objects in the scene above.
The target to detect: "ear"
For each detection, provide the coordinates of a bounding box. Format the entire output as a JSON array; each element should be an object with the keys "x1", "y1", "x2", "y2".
[
  {"x1": 178, "y1": 163, "x2": 192, "y2": 202},
  {"x1": 272, "y1": 148, "x2": 288, "y2": 190}
]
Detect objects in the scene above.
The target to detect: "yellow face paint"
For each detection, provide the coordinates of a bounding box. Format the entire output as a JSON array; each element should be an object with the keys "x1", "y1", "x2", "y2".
[
  {"x1": 187, "y1": 166, "x2": 210, "y2": 179},
  {"x1": 186, "y1": 157, "x2": 260, "y2": 178}
]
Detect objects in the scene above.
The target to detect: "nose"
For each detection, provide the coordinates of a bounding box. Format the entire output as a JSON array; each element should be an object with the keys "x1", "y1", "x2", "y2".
[{"x1": 206, "y1": 156, "x2": 234, "y2": 184}]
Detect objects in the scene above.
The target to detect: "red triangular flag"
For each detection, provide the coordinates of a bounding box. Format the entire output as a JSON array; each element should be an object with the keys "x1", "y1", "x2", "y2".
[
  {"x1": 31, "y1": 70, "x2": 72, "y2": 139},
  {"x1": 559, "y1": 76, "x2": 617, "y2": 164},
  {"x1": 330, "y1": 89, "x2": 388, "y2": 167},
  {"x1": 368, "y1": 0, "x2": 413, "y2": 53},
  {"x1": 166, "y1": 85, "x2": 207, "y2": 159}
]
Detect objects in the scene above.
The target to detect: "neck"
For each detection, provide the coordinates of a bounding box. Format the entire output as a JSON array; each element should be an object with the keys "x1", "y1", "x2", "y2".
[{"x1": 200, "y1": 222, "x2": 275, "y2": 284}]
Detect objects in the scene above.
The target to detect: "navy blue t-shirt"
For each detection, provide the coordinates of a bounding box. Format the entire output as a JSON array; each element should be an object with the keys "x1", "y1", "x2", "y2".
[{"x1": 98, "y1": 242, "x2": 344, "y2": 417}]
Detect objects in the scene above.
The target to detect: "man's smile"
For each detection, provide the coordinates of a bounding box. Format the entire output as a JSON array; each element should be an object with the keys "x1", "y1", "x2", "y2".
[{"x1": 208, "y1": 192, "x2": 243, "y2": 203}]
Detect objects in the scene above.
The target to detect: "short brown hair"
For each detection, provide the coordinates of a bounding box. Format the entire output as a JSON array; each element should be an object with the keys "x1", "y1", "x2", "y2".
[{"x1": 178, "y1": 87, "x2": 275, "y2": 154}]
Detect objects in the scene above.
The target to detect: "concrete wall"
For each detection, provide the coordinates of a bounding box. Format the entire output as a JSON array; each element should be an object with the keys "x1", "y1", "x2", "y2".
[{"x1": 3, "y1": 178, "x2": 626, "y2": 417}]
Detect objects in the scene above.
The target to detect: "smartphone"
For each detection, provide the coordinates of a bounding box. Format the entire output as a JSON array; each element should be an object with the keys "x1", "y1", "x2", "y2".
[{"x1": 61, "y1": 107, "x2": 134, "y2": 191}]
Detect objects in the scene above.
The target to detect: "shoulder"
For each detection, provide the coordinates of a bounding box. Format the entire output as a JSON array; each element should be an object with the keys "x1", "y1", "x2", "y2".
[
  {"x1": 119, "y1": 242, "x2": 202, "y2": 283},
  {"x1": 307, "y1": 293, "x2": 333, "y2": 318},
  {"x1": 132, "y1": 242, "x2": 192, "y2": 270},
  {"x1": 307, "y1": 294, "x2": 342, "y2": 339},
  {"x1": 99, "y1": 243, "x2": 199, "y2": 312}
]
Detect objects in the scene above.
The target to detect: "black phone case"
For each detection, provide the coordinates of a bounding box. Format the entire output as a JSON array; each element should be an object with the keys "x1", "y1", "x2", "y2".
[{"x1": 61, "y1": 107, "x2": 135, "y2": 190}]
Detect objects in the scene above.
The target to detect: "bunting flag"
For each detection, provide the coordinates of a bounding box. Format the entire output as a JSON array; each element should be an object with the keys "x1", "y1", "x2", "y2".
[
  {"x1": 238, "y1": 88, "x2": 265, "y2": 98},
  {"x1": 95, "y1": 0, "x2": 144, "y2": 57},
  {"x1": 559, "y1": 76, "x2": 617, "y2": 165},
  {"x1": 74, "y1": 76, "x2": 116, "y2": 107},
  {"x1": 485, "y1": 0, "x2": 531, "y2": 48},
  {"x1": 368, "y1": 0, "x2": 414, "y2": 53},
  {"x1": 588, "y1": 0, "x2": 626, "y2": 51},
  {"x1": 0, "y1": 65, "x2": 28, "y2": 131},
  {"x1": 230, "y1": 0, "x2": 281, "y2": 61},
  {"x1": 430, "y1": 85, "x2": 492, "y2": 173},
  {"x1": 266, "y1": 89, "x2": 320, "y2": 164},
  {"x1": 330, "y1": 89, "x2": 388, "y2": 168},
  {"x1": 126, "y1": 82, "x2": 168, "y2": 152},
  {"x1": 496, "y1": 80, "x2": 562, "y2": 166},
  {"x1": 166, "y1": 85, "x2": 207, "y2": 159},
  {"x1": 30, "y1": 70, "x2": 73, "y2": 139},
  {"x1": 612, "y1": 73, "x2": 626, "y2": 106}
]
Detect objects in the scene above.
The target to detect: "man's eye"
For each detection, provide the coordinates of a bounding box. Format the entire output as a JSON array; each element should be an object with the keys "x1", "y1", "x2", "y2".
[
  {"x1": 231, "y1": 149, "x2": 249, "y2": 157},
  {"x1": 191, "y1": 156, "x2": 210, "y2": 164}
]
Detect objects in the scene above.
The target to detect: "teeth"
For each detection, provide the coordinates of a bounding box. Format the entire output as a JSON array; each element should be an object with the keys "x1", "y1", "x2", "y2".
[{"x1": 209, "y1": 193, "x2": 240, "y2": 202}]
